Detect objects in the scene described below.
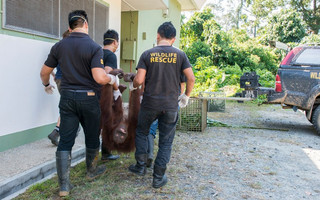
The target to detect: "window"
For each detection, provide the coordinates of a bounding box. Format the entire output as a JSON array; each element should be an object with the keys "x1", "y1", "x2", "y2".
[
  {"x1": 4, "y1": 0, "x2": 59, "y2": 38},
  {"x1": 294, "y1": 48, "x2": 320, "y2": 66},
  {"x1": 3, "y1": 0, "x2": 109, "y2": 44}
]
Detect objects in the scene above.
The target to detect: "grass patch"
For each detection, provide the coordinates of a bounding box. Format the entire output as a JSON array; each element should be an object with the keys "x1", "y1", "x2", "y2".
[
  {"x1": 249, "y1": 182, "x2": 262, "y2": 189},
  {"x1": 14, "y1": 143, "x2": 184, "y2": 199},
  {"x1": 207, "y1": 118, "x2": 289, "y2": 131},
  {"x1": 14, "y1": 153, "x2": 148, "y2": 200}
]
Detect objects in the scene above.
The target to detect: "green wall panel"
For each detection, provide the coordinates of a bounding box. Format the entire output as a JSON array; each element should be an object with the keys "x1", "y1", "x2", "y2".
[{"x1": 120, "y1": 0, "x2": 182, "y2": 102}]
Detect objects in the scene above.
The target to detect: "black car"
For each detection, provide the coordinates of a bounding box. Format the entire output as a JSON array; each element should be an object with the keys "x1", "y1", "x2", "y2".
[{"x1": 241, "y1": 45, "x2": 320, "y2": 134}]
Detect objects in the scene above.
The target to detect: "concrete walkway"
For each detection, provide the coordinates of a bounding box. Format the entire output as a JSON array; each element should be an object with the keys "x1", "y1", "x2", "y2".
[{"x1": 0, "y1": 130, "x2": 86, "y2": 199}]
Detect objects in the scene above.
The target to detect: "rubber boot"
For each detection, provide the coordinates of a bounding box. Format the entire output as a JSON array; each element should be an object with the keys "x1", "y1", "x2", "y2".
[
  {"x1": 152, "y1": 165, "x2": 168, "y2": 188},
  {"x1": 101, "y1": 145, "x2": 120, "y2": 161},
  {"x1": 48, "y1": 129, "x2": 59, "y2": 146},
  {"x1": 86, "y1": 148, "x2": 107, "y2": 180},
  {"x1": 146, "y1": 134, "x2": 154, "y2": 168},
  {"x1": 128, "y1": 154, "x2": 148, "y2": 176},
  {"x1": 56, "y1": 151, "x2": 72, "y2": 197}
]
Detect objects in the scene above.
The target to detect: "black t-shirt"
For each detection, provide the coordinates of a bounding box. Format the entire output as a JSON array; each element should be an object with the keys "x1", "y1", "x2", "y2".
[
  {"x1": 137, "y1": 45, "x2": 192, "y2": 111},
  {"x1": 103, "y1": 49, "x2": 117, "y2": 69},
  {"x1": 44, "y1": 32, "x2": 104, "y2": 92}
]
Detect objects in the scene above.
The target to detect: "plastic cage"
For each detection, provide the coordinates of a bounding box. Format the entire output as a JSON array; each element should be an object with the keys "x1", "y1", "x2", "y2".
[
  {"x1": 199, "y1": 92, "x2": 226, "y2": 112},
  {"x1": 177, "y1": 98, "x2": 207, "y2": 132}
]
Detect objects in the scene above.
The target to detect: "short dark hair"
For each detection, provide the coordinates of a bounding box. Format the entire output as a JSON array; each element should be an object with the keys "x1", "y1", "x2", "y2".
[
  {"x1": 68, "y1": 10, "x2": 88, "y2": 30},
  {"x1": 157, "y1": 22, "x2": 176, "y2": 39},
  {"x1": 103, "y1": 29, "x2": 119, "y2": 45}
]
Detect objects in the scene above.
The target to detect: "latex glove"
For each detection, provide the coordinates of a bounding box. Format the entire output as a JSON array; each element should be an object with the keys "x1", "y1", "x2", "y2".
[
  {"x1": 107, "y1": 74, "x2": 116, "y2": 85},
  {"x1": 140, "y1": 95, "x2": 143, "y2": 103},
  {"x1": 113, "y1": 89, "x2": 122, "y2": 101},
  {"x1": 44, "y1": 84, "x2": 55, "y2": 94},
  {"x1": 129, "y1": 82, "x2": 137, "y2": 91},
  {"x1": 178, "y1": 94, "x2": 190, "y2": 108}
]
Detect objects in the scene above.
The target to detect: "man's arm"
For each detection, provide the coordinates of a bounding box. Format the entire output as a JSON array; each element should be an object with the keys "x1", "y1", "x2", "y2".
[
  {"x1": 180, "y1": 82, "x2": 186, "y2": 95},
  {"x1": 40, "y1": 64, "x2": 56, "y2": 94},
  {"x1": 183, "y1": 68, "x2": 195, "y2": 96},
  {"x1": 40, "y1": 65, "x2": 54, "y2": 85},
  {"x1": 92, "y1": 68, "x2": 115, "y2": 85},
  {"x1": 133, "y1": 68, "x2": 146, "y2": 88}
]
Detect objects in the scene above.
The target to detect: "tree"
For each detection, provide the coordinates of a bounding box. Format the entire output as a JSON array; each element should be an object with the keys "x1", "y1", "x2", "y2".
[
  {"x1": 290, "y1": 0, "x2": 320, "y2": 34},
  {"x1": 259, "y1": 9, "x2": 306, "y2": 43},
  {"x1": 180, "y1": 7, "x2": 214, "y2": 41}
]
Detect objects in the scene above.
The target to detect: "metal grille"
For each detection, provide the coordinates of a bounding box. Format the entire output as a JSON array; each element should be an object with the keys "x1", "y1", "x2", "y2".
[
  {"x1": 177, "y1": 98, "x2": 207, "y2": 132},
  {"x1": 199, "y1": 92, "x2": 226, "y2": 112},
  {"x1": 4, "y1": 0, "x2": 108, "y2": 41},
  {"x1": 60, "y1": 0, "x2": 94, "y2": 37},
  {"x1": 5, "y1": 0, "x2": 59, "y2": 37},
  {"x1": 94, "y1": 1, "x2": 109, "y2": 46}
]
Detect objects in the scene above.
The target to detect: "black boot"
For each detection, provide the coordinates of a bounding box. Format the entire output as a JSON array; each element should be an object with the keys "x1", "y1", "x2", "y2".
[
  {"x1": 146, "y1": 134, "x2": 154, "y2": 168},
  {"x1": 128, "y1": 154, "x2": 148, "y2": 176},
  {"x1": 101, "y1": 145, "x2": 120, "y2": 161},
  {"x1": 56, "y1": 151, "x2": 72, "y2": 197},
  {"x1": 152, "y1": 165, "x2": 168, "y2": 188},
  {"x1": 86, "y1": 148, "x2": 107, "y2": 180},
  {"x1": 48, "y1": 128, "x2": 59, "y2": 146}
]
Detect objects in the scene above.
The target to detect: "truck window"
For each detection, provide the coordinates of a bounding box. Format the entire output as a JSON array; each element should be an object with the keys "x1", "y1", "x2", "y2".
[{"x1": 294, "y1": 49, "x2": 320, "y2": 65}]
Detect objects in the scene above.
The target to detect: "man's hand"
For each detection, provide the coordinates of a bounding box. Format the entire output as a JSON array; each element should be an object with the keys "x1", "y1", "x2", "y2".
[
  {"x1": 113, "y1": 89, "x2": 122, "y2": 101},
  {"x1": 178, "y1": 94, "x2": 190, "y2": 108},
  {"x1": 44, "y1": 84, "x2": 55, "y2": 94},
  {"x1": 109, "y1": 69, "x2": 124, "y2": 79},
  {"x1": 107, "y1": 74, "x2": 116, "y2": 85},
  {"x1": 124, "y1": 73, "x2": 136, "y2": 82}
]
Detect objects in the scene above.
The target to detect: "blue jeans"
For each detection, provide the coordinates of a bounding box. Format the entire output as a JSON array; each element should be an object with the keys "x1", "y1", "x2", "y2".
[
  {"x1": 135, "y1": 107, "x2": 178, "y2": 168},
  {"x1": 149, "y1": 120, "x2": 158, "y2": 137},
  {"x1": 58, "y1": 90, "x2": 101, "y2": 151}
]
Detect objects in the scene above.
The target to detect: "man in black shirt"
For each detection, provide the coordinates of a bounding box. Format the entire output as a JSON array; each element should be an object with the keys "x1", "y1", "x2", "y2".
[
  {"x1": 40, "y1": 10, "x2": 115, "y2": 197},
  {"x1": 128, "y1": 22, "x2": 195, "y2": 188},
  {"x1": 101, "y1": 29, "x2": 121, "y2": 160}
]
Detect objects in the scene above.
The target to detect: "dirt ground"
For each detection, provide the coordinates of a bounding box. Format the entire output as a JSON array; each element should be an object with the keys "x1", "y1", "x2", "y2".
[{"x1": 168, "y1": 101, "x2": 320, "y2": 200}]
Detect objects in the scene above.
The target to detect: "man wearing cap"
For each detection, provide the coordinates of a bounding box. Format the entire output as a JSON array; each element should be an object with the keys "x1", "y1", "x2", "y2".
[{"x1": 40, "y1": 10, "x2": 115, "y2": 197}]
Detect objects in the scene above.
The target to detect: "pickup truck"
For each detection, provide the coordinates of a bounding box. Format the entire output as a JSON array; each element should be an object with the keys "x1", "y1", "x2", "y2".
[{"x1": 240, "y1": 45, "x2": 320, "y2": 135}]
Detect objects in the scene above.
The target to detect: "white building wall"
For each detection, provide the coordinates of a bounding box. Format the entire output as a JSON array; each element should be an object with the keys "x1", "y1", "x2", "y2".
[
  {"x1": 0, "y1": 0, "x2": 122, "y2": 137},
  {"x1": 106, "y1": 0, "x2": 122, "y2": 63}
]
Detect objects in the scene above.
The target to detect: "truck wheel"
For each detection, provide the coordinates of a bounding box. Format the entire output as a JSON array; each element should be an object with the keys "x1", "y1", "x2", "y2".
[
  {"x1": 311, "y1": 106, "x2": 320, "y2": 135},
  {"x1": 305, "y1": 110, "x2": 312, "y2": 123}
]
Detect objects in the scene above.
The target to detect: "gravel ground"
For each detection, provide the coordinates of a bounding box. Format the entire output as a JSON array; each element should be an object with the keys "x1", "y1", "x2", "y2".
[
  {"x1": 166, "y1": 102, "x2": 320, "y2": 200},
  {"x1": 7, "y1": 101, "x2": 320, "y2": 200}
]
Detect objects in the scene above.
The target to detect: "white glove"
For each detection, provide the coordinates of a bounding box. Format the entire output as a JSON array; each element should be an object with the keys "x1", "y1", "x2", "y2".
[
  {"x1": 178, "y1": 94, "x2": 190, "y2": 108},
  {"x1": 107, "y1": 74, "x2": 116, "y2": 85},
  {"x1": 140, "y1": 95, "x2": 143, "y2": 103},
  {"x1": 113, "y1": 89, "x2": 122, "y2": 101},
  {"x1": 129, "y1": 82, "x2": 137, "y2": 91},
  {"x1": 44, "y1": 84, "x2": 55, "y2": 94}
]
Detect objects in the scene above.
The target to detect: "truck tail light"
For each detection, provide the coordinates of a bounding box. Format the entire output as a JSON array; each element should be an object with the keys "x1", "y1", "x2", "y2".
[
  {"x1": 275, "y1": 74, "x2": 282, "y2": 92},
  {"x1": 281, "y1": 47, "x2": 302, "y2": 65}
]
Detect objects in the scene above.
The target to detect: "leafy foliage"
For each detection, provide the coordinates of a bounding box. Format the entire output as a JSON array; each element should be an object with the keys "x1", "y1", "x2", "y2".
[
  {"x1": 181, "y1": 5, "x2": 317, "y2": 98},
  {"x1": 259, "y1": 9, "x2": 306, "y2": 44},
  {"x1": 290, "y1": 0, "x2": 320, "y2": 34},
  {"x1": 300, "y1": 33, "x2": 320, "y2": 44}
]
